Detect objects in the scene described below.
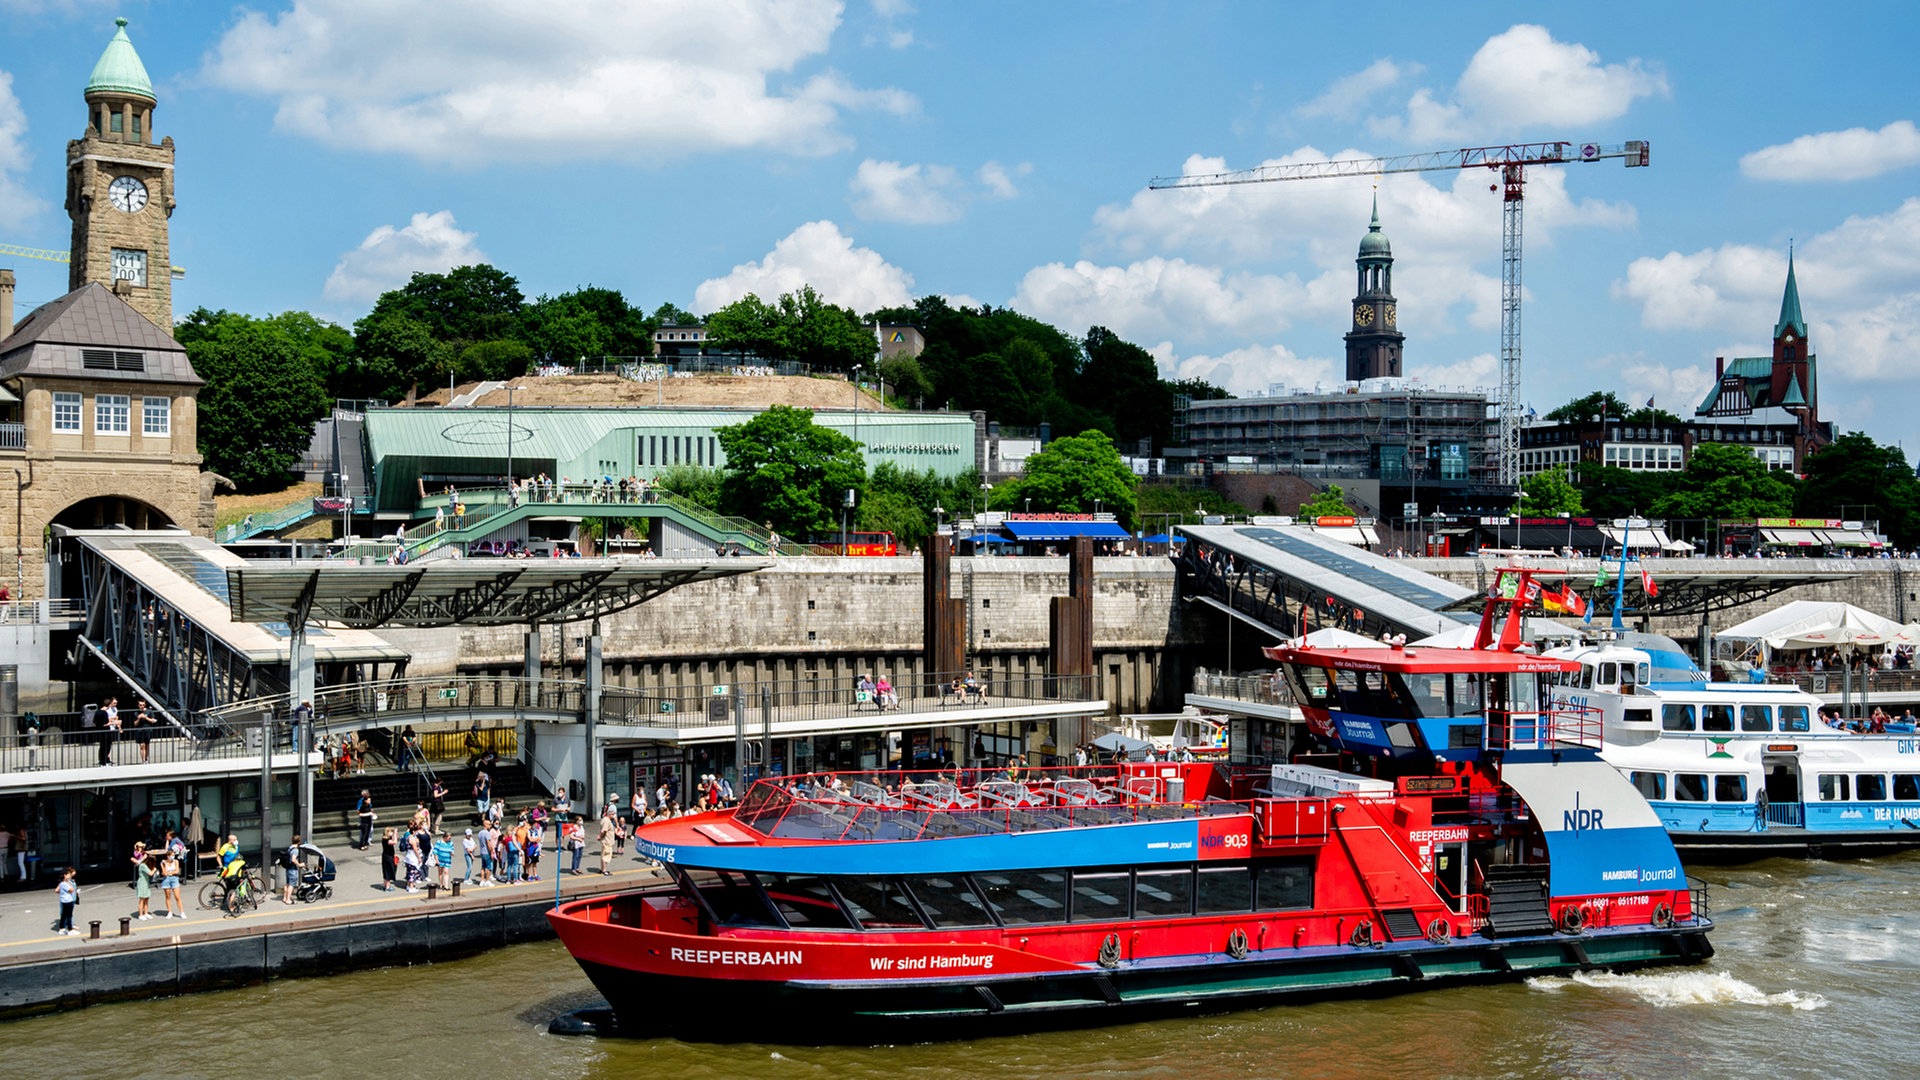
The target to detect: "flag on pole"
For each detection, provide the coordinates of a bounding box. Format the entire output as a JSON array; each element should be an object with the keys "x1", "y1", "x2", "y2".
[
  {"x1": 1641, "y1": 566, "x2": 1659, "y2": 597},
  {"x1": 1541, "y1": 586, "x2": 1587, "y2": 617},
  {"x1": 1593, "y1": 566, "x2": 1611, "y2": 588},
  {"x1": 1645, "y1": 395, "x2": 1656, "y2": 408}
]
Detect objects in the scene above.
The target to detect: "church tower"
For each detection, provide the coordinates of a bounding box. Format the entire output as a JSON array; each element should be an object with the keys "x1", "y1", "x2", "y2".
[
  {"x1": 1769, "y1": 249, "x2": 1816, "y2": 429},
  {"x1": 66, "y1": 18, "x2": 174, "y2": 332},
  {"x1": 1344, "y1": 195, "x2": 1404, "y2": 381}
]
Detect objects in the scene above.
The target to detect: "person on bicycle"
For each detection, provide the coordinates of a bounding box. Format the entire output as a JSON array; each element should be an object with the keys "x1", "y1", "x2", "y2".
[{"x1": 219, "y1": 851, "x2": 250, "y2": 914}]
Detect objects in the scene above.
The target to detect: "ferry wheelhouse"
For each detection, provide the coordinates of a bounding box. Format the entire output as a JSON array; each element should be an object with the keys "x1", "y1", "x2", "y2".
[
  {"x1": 547, "y1": 574, "x2": 1710, "y2": 1040},
  {"x1": 1546, "y1": 631, "x2": 1920, "y2": 857}
]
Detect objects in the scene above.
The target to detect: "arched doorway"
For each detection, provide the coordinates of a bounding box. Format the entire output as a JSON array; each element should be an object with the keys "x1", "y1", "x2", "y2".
[{"x1": 51, "y1": 495, "x2": 177, "y2": 532}]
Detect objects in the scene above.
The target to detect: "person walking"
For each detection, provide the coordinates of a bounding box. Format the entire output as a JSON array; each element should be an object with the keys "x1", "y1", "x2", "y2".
[
  {"x1": 460, "y1": 829, "x2": 476, "y2": 883},
  {"x1": 597, "y1": 810, "x2": 616, "y2": 875},
  {"x1": 474, "y1": 771, "x2": 493, "y2": 821},
  {"x1": 429, "y1": 778, "x2": 448, "y2": 834},
  {"x1": 355, "y1": 789, "x2": 375, "y2": 850},
  {"x1": 433, "y1": 831, "x2": 454, "y2": 891},
  {"x1": 282, "y1": 836, "x2": 303, "y2": 905},
  {"x1": 55, "y1": 866, "x2": 79, "y2": 935}
]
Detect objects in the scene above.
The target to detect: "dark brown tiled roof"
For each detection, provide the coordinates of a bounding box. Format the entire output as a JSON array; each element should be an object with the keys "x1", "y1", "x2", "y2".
[{"x1": 0, "y1": 283, "x2": 200, "y2": 385}]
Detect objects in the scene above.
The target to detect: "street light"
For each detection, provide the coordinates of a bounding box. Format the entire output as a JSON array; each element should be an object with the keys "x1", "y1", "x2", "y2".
[
  {"x1": 1024, "y1": 497, "x2": 1032, "y2": 515},
  {"x1": 933, "y1": 503, "x2": 945, "y2": 532},
  {"x1": 505, "y1": 385, "x2": 524, "y2": 495},
  {"x1": 1561, "y1": 511, "x2": 1573, "y2": 556}
]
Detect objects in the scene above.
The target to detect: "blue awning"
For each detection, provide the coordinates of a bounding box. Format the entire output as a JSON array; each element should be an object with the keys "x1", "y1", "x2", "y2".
[{"x1": 1002, "y1": 521, "x2": 1134, "y2": 541}]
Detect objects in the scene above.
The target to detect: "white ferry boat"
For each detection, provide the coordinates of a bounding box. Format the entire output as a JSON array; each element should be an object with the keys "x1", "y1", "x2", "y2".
[{"x1": 1545, "y1": 630, "x2": 1920, "y2": 857}]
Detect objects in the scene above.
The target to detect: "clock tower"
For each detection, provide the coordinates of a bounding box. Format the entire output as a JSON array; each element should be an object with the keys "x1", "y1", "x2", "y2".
[
  {"x1": 66, "y1": 18, "x2": 174, "y2": 332},
  {"x1": 1343, "y1": 195, "x2": 1404, "y2": 381}
]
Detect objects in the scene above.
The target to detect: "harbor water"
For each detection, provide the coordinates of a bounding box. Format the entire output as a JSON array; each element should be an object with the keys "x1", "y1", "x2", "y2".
[{"x1": 6, "y1": 853, "x2": 1912, "y2": 1080}]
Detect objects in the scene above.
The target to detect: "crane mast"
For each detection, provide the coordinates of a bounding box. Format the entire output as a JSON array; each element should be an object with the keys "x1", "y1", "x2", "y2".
[{"x1": 1151, "y1": 139, "x2": 1649, "y2": 487}]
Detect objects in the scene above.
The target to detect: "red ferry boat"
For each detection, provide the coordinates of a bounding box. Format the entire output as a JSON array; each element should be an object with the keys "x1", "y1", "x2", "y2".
[{"x1": 548, "y1": 573, "x2": 1711, "y2": 1039}]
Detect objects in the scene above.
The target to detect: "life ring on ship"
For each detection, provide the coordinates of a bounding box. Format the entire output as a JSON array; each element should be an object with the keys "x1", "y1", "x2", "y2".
[
  {"x1": 1558, "y1": 905, "x2": 1587, "y2": 933},
  {"x1": 1349, "y1": 920, "x2": 1374, "y2": 948},
  {"x1": 1097, "y1": 932, "x2": 1123, "y2": 970},
  {"x1": 1651, "y1": 903, "x2": 1674, "y2": 928},
  {"x1": 1226, "y1": 928, "x2": 1250, "y2": 960},
  {"x1": 1426, "y1": 918, "x2": 1452, "y2": 945}
]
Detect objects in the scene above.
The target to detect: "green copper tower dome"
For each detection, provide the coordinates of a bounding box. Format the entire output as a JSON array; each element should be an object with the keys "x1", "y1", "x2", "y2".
[
  {"x1": 1358, "y1": 193, "x2": 1392, "y2": 258},
  {"x1": 1775, "y1": 249, "x2": 1807, "y2": 340},
  {"x1": 86, "y1": 18, "x2": 155, "y2": 101}
]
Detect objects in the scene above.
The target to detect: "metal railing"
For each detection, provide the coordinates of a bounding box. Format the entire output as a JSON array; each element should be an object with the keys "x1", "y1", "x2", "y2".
[
  {"x1": 0, "y1": 598, "x2": 84, "y2": 623},
  {"x1": 0, "y1": 422, "x2": 24, "y2": 451},
  {"x1": 600, "y1": 672, "x2": 1098, "y2": 730},
  {"x1": 1766, "y1": 668, "x2": 1920, "y2": 698},
  {"x1": 201, "y1": 674, "x2": 590, "y2": 728},
  {"x1": 1192, "y1": 671, "x2": 1295, "y2": 707}
]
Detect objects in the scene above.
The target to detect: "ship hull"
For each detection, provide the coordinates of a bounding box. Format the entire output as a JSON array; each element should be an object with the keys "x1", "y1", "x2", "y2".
[{"x1": 550, "y1": 916, "x2": 1712, "y2": 1042}]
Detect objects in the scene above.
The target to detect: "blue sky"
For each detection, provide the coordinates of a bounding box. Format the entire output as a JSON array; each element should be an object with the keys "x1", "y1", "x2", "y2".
[{"x1": 4, "y1": 1, "x2": 1919, "y2": 454}]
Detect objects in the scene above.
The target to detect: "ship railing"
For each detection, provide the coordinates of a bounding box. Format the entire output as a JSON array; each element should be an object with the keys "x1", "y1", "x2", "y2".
[
  {"x1": 1483, "y1": 703, "x2": 1603, "y2": 752},
  {"x1": 600, "y1": 671, "x2": 1097, "y2": 729},
  {"x1": 1764, "y1": 802, "x2": 1804, "y2": 827},
  {"x1": 1687, "y1": 876, "x2": 1711, "y2": 922}
]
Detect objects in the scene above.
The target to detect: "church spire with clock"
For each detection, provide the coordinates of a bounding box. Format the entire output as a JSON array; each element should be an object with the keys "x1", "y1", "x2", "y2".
[
  {"x1": 67, "y1": 17, "x2": 175, "y2": 331},
  {"x1": 1344, "y1": 194, "x2": 1404, "y2": 381}
]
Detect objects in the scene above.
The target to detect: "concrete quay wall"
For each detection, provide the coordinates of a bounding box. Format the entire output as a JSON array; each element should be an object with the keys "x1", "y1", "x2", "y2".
[
  {"x1": 0, "y1": 889, "x2": 578, "y2": 1022},
  {"x1": 380, "y1": 556, "x2": 1203, "y2": 712}
]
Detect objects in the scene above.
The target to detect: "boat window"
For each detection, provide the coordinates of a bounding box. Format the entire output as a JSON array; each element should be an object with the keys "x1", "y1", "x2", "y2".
[
  {"x1": 1069, "y1": 870, "x2": 1131, "y2": 923},
  {"x1": 1597, "y1": 662, "x2": 1618, "y2": 687},
  {"x1": 1662, "y1": 704, "x2": 1696, "y2": 732},
  {"x1": 1816, "y1": 774, "x2": 1851, "y2": 802},
  {"x1": 1674, "y1": 774, "x2": 1709, "y2": 802},
  {"x1": 1713, "y1": 775, "x2": 1748, "y2": 802},
  {"x1": 1254, "y1": 859, "x2": 1315, "y2": 911},
  {"x1": 1701, "y1": 705, "x2": 1735, "y2": 732},
  {"x1": 1403, "y1": 673, "x2": 1450, "y2": 718},
  {"x1": 1741, "y1": 705, "x2": 1773, "y2": 733},
  {"x1": 1578, "y1": 665, "x2": 1593, "y2": 690},
  {"x1": 759, "y1": 874, "x2": 858, "y2": 930},
  {"x1": 1285, "y1": 664, "x2": 1336, "y2": 706},
  {"x1": 903, "y1": 876, "x2": 996, "y2": 928},
  {"x1": 1778, "y1": 706, "x2": 1810, "y2": 733},
  {"x1": 1856, "y1": 775, "x2": 1888, "y2": 802},
  {"x1": 1895, "y1": 775, "x2": 1920, "y2": 801},
  {"x1": 1636, "y1": 663, "x2": 1651, "y2": 685},
  {"x1": 685, "y1": 869, "x2": 782, "y2": 928},
  {"x1": 1195, "y1": 865, "x2": 1255, "y2": 914},
  {"x1": 1620, "y1": 663, "x2": 1639, "y2": 687},
  {"x1": 1133, "y1": 868, "x2": 1194, "y2": 919},
  {"x1": 832, "y1": 876, "x2": 926, "y2": 930},
  {"x1": 973, "y1": 869, "x2": 1069, "y2": 926},
  {"x1": 1629, "y1": 771, "x2": 1667, "y2": 800}
]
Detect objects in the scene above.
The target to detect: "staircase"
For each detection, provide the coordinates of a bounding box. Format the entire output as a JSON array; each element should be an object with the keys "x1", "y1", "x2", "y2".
[
  {"x1": 309, "y1": 761, "x2": 540, "y2": 847},
  {"x1": 334, "y1": 412, "x2": 371, "y2": 499},
  {"x1": 1480, "y1": 864, "x2": 1555, "y2": 938}
]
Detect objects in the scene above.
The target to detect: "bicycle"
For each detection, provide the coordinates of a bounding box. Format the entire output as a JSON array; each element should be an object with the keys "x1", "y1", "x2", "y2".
[
  {"x1": 199, "y1": 871, "x2": 264, "y2": 912},
  {"x1": 222, "y1": 874, "x2": 263, "y2": 916}
]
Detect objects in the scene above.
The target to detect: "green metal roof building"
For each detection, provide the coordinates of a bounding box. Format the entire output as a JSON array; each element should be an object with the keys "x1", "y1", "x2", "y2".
[{"x1": 360, "y1": 406, "x2": 981, "y2": 514}]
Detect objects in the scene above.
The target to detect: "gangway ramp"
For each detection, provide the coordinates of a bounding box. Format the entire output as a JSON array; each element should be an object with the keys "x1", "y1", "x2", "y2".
[
  {"x1": 62, "y1": 529, "x2": 409, "y2": 721},
  {"x1": 1177, "y1": 524, "x2": 1473, "y2": 641}
]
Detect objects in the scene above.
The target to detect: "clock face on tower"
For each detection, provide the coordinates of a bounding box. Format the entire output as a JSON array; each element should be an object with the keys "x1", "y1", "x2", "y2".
[
  {"x1": 1354, "y1": 303, "x2": 1374, "y2": 327},
  {"x1": 107, "y1": 175, "x2": 149, "y2": 213},
  {"x1": 1383, "y1": 304, "x2": 1396, "y2": 328}
]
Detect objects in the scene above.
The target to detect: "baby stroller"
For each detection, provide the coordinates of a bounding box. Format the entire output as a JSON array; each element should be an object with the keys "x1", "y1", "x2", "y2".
[{"x1": 291, "y1": 842, "x2": 336, "y2": 902}]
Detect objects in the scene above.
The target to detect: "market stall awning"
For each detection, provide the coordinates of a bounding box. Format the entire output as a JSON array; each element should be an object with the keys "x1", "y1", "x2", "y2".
[
  {"x1": 1819, "y1": 528, "x2": 1882, "y2": 548},
  {"x1": 1599, "y1": 525, "x2": 1671, "y2": 550},
  {"x1": 1762, "y1": 527, "x2": 1824, "y2": 547},
  {"x1": 1002, "y1": 521, "x2": 1134, "y2": 541},
  {"x1": 1310, "y1": 525, "x2": 1380, "y2": 547}
]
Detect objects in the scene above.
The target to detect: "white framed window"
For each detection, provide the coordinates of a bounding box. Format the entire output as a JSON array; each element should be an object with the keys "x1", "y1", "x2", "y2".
[
  {"x1": 142, "y1": 396, "x2": 171, "y2": 436},
  {"x1": 53, "y1": 392, "x2": 82, "y2": 433},
  {"x1": 95, "y1": 394, "x2": 130, "y2": 435}
]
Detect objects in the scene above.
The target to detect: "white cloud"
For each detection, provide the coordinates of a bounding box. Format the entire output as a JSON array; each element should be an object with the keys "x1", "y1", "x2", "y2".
[
  {"x1": 1012, "y1": 256, "x2": 1309, "y2": 346},
  {"x1": 322, "y1": 211, "x2": 486, "y2": 304},
  {"x1": 1616, "y1": 357, "x2": 1713, "y2": 415},
  {"x1": 1614, "y1": 198, "x2": 1920, "y2": 383},
  {"x1": 1149, "y1": 341, "x2": 1338, "y2": 398},
  {"x1": 977, "y1": 161, "x2": 1028, "y2": 200},
  {"x1": 694, "y1": 220, "x2": 914, "y2": 314},
  {"x1": 1414, "y1": 351, "x2": 1499, "y2": 390},
  {"x1": 200, "y1": 0, "x2": 915, "y2": 164},
  {"x1": 1370, "y1": 25, "x2": 1666, "y2": 143},
  {"x1": 0, "y1": 70, "x2": 47, "y2": 231},
  {"x1": 1740, "y1": 120, "x2": 1920, "y2": 182},
  {"x1": 849, "y1": 160, "x2": 962, "y2": 224},
  {"x1": 1295, "y1": 59, "x2": 1418, "y2": 121}
]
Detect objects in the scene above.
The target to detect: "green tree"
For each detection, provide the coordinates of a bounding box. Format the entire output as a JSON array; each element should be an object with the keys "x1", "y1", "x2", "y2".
[
  {"x1": 1573, "y1": 463, "x2": 1676, "y2": 521},
  {"x1": 780, "y1": 285, "x2": 875, "y2": 372},
  {"x1": 651, "y1": 464, "x2": 722, "y2": 510},
  {"x1": 1517, "y1": 467, "x2": 1585, "y2": 516},
  {"x1": 456, "y1": 339, "x2": 535, "y2": 382},
  {"x1": 1081, "y1": 326, "x2": 1175, "y2": 450},
  {"x1": 702, "y1": 293, "x2": 786, "y2": 359},
  {"x1": 1650, "y1": 442, "x2": 1796, "y2": 520},
  {"x1": 351, "y1": 309, "x2": 454, "y2": 395},
  {"x1": 518, "y1": 294, "x2": 609, "y2": 364},
  {"x1": 1136, "y1": 483, "x2": 1244, "y2": 530},
  {"x1": 652, "y1": 301, "x2": 698, "y2": 327},
  {"x1": 176, "y1": 309, "x2": 330, "y2": 492},
  {"x1": 1298, "y1": 485, "x2": 1355, "y2": 519},
  {"x1": 1166, "y1": 377, "x2": 1230, "y2": 402},
  {"x1": 561, "y1": 286, "x2": 656, "y2": 358},
  {"x1": 1545, "y1": 391, "x2": 1631, "y2": 423},
  {"x1": 1797, "y1": 431, "x2": 1920, "y2": 546},
  {"x1": 992, "y1": 430, "x2": 1138, "y2": 529},
  {"x1": 714, "y1": 406, "x2": 867, "y2": 539}
]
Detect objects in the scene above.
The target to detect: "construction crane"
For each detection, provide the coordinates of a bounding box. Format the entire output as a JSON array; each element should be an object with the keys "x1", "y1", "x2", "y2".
[
  {"x1": 2, "y1": 242, "x2": 185, "y2": 279},
  {"x1": 1150, "y1": 140, "x2": 1650, "y2": 486}
]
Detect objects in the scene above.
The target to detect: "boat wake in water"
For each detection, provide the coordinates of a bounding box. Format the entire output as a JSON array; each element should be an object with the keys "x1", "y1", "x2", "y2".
[{"x1": 1529, "y1": 969, "x2": 1827, "y2": 1010}]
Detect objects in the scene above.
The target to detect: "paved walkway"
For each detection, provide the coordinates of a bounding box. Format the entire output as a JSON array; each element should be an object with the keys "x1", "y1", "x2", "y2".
[{"x1": 0, "y1": 836, "x2": 665, "y2": 965}]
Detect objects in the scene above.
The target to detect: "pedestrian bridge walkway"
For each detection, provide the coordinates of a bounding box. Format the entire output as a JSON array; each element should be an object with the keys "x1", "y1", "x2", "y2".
[{"x1": 1177, "y1": 524, "x2": 1475, "y2": 642}]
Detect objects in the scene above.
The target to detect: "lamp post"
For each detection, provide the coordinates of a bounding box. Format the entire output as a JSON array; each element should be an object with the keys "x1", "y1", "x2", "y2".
[
  {"x1": 934, "y1": 503, "x2": 945, "y2": 533},
  {"x1": 1562, "y1": 511, "x2": 1573, "y2": 556},
  {"x1": 1024, "y1": 497, "x2": 1032, "y2": 515},
  {"x1": 505, "y1": 384, "x2": 524, "y2": 495}
]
